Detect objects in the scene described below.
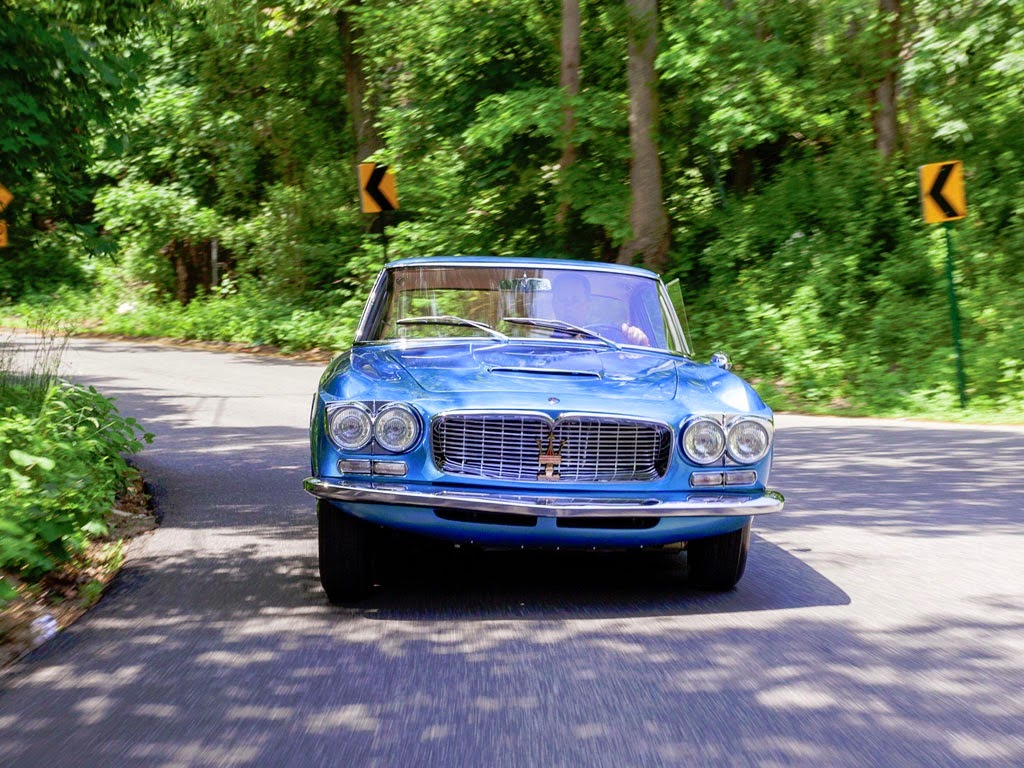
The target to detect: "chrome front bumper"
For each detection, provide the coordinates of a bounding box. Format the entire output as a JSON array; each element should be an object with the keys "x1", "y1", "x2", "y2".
[{"x1": 303, "y1": 477, "x2": 784, "y2": 519}]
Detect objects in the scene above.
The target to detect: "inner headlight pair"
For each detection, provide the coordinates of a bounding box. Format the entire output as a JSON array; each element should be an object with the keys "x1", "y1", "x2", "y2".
[
  {"x1": 327, "y1": 402, "x2": 421, "y2": 452},
  {"x1": 682, "y1": 416, "x2": 772, "y2": 465}
]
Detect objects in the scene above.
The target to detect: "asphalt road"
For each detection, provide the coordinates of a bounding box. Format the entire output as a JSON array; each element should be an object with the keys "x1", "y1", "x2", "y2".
[{"x1": 1, "y1": 335, "x2": 1022, "y2": 767}]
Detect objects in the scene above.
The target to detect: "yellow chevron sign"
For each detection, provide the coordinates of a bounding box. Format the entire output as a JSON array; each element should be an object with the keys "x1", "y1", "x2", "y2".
[
  {"x1": 0, "y1": 183, "x2": 11, "y2": 248},
  {"x1": 919, "y1": 161, "x2": 966, "y2": 224},
  {"x1": 358, "y1": 163, "x2": 399, "y2": 214}
]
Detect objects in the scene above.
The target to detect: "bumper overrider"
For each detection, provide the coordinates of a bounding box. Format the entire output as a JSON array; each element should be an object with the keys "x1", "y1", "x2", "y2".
[{"x1": 303, "y1": 477, "x2": 784, "y2": 519}]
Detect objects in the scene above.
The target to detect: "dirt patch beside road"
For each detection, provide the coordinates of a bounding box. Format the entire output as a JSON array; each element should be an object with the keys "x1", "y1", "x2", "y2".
[{"x1": 0, "y1": 475, "x2": 157, "y2": 670}]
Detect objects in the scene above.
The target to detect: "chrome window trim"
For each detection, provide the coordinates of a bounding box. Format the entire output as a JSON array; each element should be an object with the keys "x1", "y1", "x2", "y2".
[
  {"x1": 384, "y1": 260, "x2": 656, "y2": 276},
  {"x1": 357, "y1": 262, "x2": 683, "y2": 353},
  {"x1": 354, "y1": 268, "x2": 391, "y2": 342}
]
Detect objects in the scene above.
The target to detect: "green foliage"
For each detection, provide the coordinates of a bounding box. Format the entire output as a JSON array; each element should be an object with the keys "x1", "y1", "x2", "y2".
[
  {"x1": 94, "y1": 180, "x2": 222, "y2": 293},
  {"x1": 661, "y1": 0, "x2": 847, "y2": 155},
  {"x1": 3, "y1": 0, "x2": 1024, "y2": 417},
  {"x1": 14, "y1": 277, "x2": 370, "y2": 354},
  {"x1": 0, "y1": 0, "x2": 148, "y2": 295},
  {"x1": 89, "y1": 2, "x2": 359, "y2": 300},
  {"x1": 0, "y1": 381, "x2": 153, "y2": 599}
]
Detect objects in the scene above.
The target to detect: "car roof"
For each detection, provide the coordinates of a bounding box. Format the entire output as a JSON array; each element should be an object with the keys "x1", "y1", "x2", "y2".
[{"x1": 384, "y1": 255, "x2": 660, "y2": 279}]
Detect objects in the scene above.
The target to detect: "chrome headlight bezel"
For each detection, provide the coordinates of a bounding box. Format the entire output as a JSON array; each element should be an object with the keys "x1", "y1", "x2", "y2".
[
  {"x1": 680, "y1": 415, "x2": 774, "y2": 466},
  {"x1": 326, "y1": 402, "x2": 374, "y2": 450},
  {"x1": 681, "y1": 416, "x2": 728, "y2": 465},
  {"x1": 325, "y1": 401, "x2": 423, "y2": 454},
  {"x1": 373, "y1": 403, "x2": 421, "y2": 453},
  {"x1": 725, "y1": 417, "x2": 773, "y2": 464}
]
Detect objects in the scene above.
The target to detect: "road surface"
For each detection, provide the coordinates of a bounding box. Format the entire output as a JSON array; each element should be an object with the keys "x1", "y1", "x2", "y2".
[{"x1": 1, "y1": 335, "x2": 1022, "y2": 766}]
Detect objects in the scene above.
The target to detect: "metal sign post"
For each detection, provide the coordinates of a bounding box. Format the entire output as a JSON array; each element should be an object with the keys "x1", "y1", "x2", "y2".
[
  {"x1": 919, "y1": 160, "x2": 967, "y2": 407},
  {"x1": 943, "y1": 223, "x2": 967, "y2": 408}
]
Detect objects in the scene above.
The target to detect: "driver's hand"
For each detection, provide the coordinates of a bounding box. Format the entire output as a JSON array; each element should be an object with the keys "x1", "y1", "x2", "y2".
[{"x1": 621, "y1": 323, "x2": 650, "y2": 346}]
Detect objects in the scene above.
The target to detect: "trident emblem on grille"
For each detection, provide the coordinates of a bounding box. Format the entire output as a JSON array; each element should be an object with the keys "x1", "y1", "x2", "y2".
[{"x1": 537, "y1": 434, "x2": 567, "y2": 480}]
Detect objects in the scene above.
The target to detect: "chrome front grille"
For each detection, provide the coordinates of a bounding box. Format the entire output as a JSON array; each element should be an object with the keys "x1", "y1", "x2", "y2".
[{"x1": 431, "y1": 413, "x2": 672, "y2": 482}]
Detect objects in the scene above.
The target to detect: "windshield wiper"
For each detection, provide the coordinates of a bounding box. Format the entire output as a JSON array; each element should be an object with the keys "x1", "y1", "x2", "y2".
[
  {"x1": 502, "y1": 317, "x2": 621, "y2": 350},
  {"x1": 397, "y1": 315, "x2": 509, "y2": 341}
]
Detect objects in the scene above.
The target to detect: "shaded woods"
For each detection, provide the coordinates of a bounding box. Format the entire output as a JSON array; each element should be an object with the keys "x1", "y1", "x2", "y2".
[{"x1": 2, "y1": 0, "x2": 1023, "y2": 414}]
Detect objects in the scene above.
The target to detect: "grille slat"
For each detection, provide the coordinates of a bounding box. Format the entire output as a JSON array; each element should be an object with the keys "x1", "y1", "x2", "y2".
[{"x1": 432, "y1": 414, "x2": 671, "y2": 483}]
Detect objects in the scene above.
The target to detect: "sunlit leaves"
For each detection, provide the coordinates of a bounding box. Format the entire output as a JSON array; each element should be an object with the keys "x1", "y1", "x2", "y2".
[{"x1": 0, "y1": 380, "x2": 152, "y2": 594}]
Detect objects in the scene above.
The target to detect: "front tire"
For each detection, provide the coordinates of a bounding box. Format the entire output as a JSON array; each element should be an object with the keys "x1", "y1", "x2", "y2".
[
  {"x1": 686, "y1": 522, "x2": 751, "y2": 590},
  {"x1": 317, "y1": 500, "x2": 375, "y2": 603}
]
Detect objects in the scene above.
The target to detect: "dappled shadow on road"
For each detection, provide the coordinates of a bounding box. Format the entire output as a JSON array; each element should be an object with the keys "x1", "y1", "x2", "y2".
[
  {"x1": 766, "y1": 422, "x2": 1024, "y2": 537},
  {"x1": 0, "y1": 547, "x2": 1019, "y2": 767},
  {"x1": 3, "y1": 339, "x2": 1023, "y2": 766}
]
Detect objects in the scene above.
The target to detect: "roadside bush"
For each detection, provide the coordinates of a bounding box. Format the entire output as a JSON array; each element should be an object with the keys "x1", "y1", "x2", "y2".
[
  {"x1": 671, "y1": 145, "x2": 976, "y2": 413},
  {"x1": 0, "y1": 381, "x2": 152, "y2": 605},
  {"x1": 9, "y1": 276, "x2": 371, "y2": 355},
  {"x1": 94, "y1": 288, "x2": 366, "y2": 353}
]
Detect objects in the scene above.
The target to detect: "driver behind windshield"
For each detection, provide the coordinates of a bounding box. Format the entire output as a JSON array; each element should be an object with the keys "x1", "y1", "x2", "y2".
[{"x1": 551, "y1": 272, "x2": 650, "y2": 346}]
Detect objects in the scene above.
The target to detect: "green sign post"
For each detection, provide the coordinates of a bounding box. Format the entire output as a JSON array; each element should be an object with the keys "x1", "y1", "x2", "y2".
[
  {"x1": 919, "y1": 160, "x2": 967, "y2": 408},
  {"x1": 942, "y1": 223, "x2": 967, "y2": 408}
]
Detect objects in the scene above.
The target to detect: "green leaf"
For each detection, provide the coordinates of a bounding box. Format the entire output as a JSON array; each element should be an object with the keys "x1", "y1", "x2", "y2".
[
  {"x1": 81, "y1": 520, "x2": 109, "y2": 538},
  {"x1": 0, "y1": 579, "x2": 19, "y2": 606},
  {"x1": 8, "y1": 450, "x2": 56, "y2": 471}
]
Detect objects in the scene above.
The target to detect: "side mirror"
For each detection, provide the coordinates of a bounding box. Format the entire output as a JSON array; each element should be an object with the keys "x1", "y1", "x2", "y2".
[{"x1": 709, "y1": 352, "x2": 731, "y2": 371}]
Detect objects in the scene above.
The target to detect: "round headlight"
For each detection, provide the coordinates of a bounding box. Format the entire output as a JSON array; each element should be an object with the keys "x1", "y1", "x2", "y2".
[
  {"x1": 327, "y1": 404, "x2": 372, "y2": 450},
  {"x1": 374, "y1": 404, "x2": 420, "y2": 452},
  {"x1": 682, "y1": 418, "x2": 727, "y2": 465},
  {"x1": 726, "y1": 419, "x2": 772, "y2": 464}
]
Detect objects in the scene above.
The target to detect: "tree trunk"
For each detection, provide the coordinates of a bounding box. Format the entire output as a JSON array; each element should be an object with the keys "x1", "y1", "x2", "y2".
[
  {"x1": 337, "y1": 2, "x2": 386, "y2": 242},
  {"x1": 336, "y1": 4, "x2": 382, "y2": 163},
  {"x1": 618, "y1": 0, "x2": 669, "y2": 272},
  {"x1": 872, "y1": 0, "x2": 902, "y2": 159},
  {"x1": 169, "y1": 239, "x2": 211, "y2": 304},
  {"x1": 556, "y1": 0, "x2": 581, "y2": 230}
]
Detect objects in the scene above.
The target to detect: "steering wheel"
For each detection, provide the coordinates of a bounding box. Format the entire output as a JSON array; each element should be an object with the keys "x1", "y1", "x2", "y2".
[{"x1": 582, "y1": 323, "x2": 626, "y2": 341}]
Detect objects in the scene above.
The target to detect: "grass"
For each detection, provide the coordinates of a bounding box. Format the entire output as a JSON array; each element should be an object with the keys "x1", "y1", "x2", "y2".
[
  {"x1": 0, "y1": 317, "x2": 70, "y2": 413},
  {"x1": 4, "y1": 283, "x2": 362, "y2": 356}
]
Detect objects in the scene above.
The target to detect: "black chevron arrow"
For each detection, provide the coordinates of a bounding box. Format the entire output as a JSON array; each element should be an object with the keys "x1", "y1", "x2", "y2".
[
  {"x1": 365, "y1": 164, "x2": 396, "y2": 212},
  {"x1": 928, "y1": 162, "x2": 960, "y2": 219}
]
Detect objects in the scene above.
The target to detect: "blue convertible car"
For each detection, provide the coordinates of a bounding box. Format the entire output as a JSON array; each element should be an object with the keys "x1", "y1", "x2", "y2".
[{"x1": 305, "y1": 257, "x2": 783, "y2": 601}]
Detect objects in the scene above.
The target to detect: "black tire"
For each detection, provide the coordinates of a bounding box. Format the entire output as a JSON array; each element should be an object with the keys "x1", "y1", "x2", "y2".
[
  {"x1": 317, "y1": 500, "x2": 375, "y2": 603},
  {"x1": 686, "y1": 522, "x2": 751, "y2": 590}
]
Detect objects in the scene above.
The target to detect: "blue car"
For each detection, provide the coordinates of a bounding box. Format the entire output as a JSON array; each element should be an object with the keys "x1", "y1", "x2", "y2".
[{"x1": 305, "y1": 257, "x2": 783, "y2": 601}]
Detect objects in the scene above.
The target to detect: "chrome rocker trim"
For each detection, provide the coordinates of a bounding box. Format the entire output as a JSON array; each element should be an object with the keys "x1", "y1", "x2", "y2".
[{"x1": 304, "y1": 477, "x2": 784, "y2": 519}]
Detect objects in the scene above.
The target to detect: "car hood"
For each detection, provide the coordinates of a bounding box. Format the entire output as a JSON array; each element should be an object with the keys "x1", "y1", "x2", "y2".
[
  {"x1": 378, "y1": 343, "x2": 678, "y2": 400},
  {"x1": 330, "y1": 343, "x2": 767, "y2": 414}
]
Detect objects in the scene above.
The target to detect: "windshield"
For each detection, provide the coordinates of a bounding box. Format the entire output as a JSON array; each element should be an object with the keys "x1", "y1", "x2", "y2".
[{"x1": 361, "y1": 264, "x2": 687, "y2": 353}]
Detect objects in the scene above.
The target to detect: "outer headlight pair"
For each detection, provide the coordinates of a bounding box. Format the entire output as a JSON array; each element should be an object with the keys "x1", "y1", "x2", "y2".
[
  {"x1": 681, "y1": 416, "x2": 772, "y2": 465},
  {"x1": 327, "y1": 402, "x2": 421, "y2": 453}
]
